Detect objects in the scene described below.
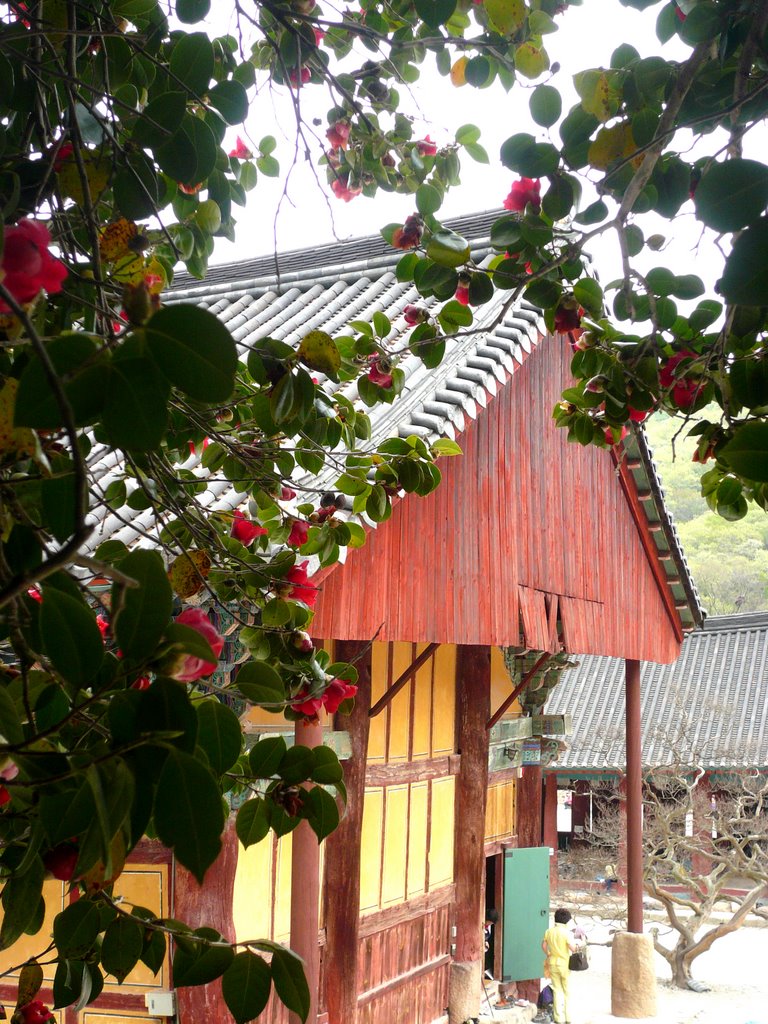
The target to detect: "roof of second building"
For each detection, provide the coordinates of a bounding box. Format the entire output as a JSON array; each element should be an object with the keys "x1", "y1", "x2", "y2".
[{"x1": 545, "y1": 611, "x2": 768, "y2": 771}]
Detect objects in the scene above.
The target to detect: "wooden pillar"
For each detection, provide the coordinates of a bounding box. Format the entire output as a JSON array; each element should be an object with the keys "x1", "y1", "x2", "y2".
[
  {"x1": 450, "y1": 644, "x2": 491, "y2": 1024},
  {"x1": 323, "y1": 641, "x2": 372, "y2": 1024},
  {"x1": 625, "y1": 658, "x2": 643, "y2": 933},
  {"x1": 516, "y1": 763, "x2": 544, "y2": 1002},
  {"x1": 543, "y1": 773, "x2": 558, "y2": 892},
  {"x1": 289, "y1": 716, "x2": 324, "y2": 1024},
  {"x1": 174, "y1": 820, "x2": 239, "y2": 1022}
]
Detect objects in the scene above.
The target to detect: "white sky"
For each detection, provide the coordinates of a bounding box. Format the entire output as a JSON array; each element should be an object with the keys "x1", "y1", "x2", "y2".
[{"x1": 203, "y1": 0, "x2": 735, "y2": 303}]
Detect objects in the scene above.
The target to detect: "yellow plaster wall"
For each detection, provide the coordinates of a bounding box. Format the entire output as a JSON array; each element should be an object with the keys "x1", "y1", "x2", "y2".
[
  {"x1": 485, "y1": 779, "x2": 517, "y2": 843},
  {"x1": 428, "y1": 776, "x2": 456, "y2": 889}
]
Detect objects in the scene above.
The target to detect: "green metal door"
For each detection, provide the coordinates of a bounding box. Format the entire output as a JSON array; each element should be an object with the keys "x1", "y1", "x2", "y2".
[{"x1": 501, "y1": 847, "x2": 550, "y2": 982}]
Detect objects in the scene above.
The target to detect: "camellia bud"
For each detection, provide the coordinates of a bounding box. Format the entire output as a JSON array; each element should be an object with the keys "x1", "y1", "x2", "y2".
[{"x1": 291, "y1": 630, "x2": 314, "y2": 653}]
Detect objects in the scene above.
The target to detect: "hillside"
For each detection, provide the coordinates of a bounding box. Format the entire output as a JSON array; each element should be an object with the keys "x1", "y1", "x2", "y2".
[{"x1": 644, "y1": 415, "x2": 768, "y2": 615}]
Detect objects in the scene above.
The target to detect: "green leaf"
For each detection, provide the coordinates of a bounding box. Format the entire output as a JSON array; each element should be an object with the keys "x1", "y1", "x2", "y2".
[
  {"x1": 208, "y1": 80, "x2": 249, "y2": 125},
  {"x1": 416, "y1": 183, "x2": 442, "y2": 216},
  {"x1": 271, "y1": 949, "x2": 310, "y2": 1022},
  {"x1": 156, "y1": 115, "x2": 217, "y2": 186},
  {"x1": 303, "y1": 787, "x2": 339, "y2": 841},
  {"x1": 455, "y1": 124, "x2": 481, "y2": 145},
  {"x1": 514, "y1": 42, "x2": 549, "y2": 81},
  {"x1": 414, "y1": 0, "x2": 456, "y2": 27},
  {"x1": 112, "y1": 550, "x2": 173, "y2": 660},
  {"x1": 573, "y1": 279, "x2": 603, "y2": 317},
  {"x1": 196, "y1": 698, "x2": 242, "y2": 776},
  {"x1": 719, "y1": 422, "x2": 768, "y2": 483},
  {"x1": 132, "y1": 92, "x2": 187, "y2": 148},
  {"x1": 235, "y1": 798, "x2": 271, "y2": 848},
  {"x1": 53, "y1": 900, "x2": 101, "y2": 959},
  {"x1": 695, "y1": 159, "x2": 768, "y2": 233},
  {"x1": 279, "y1": 745, "x2": 315, "y2": 785},
  {"x1": 530, "y1": 84, "x2": 562, "y2": 128},
  {"x1": 0, "y1": 684, "x2": 23, "y2": 745},
  {"x1": 154, "y1": 750, "x2": 224, "y2": 883},
  {"x1": 102, "y1": 358, "x2": 169, "y2": 452},
  {"x1": 170, "y1": 32, "x2": 214, "y2": 96},
  {"x1": 500, "y1": 134, "x2": 559, "y2": 177},
  {"x1": 719, "y1": 221, "x2": 768, "y2": 306},
  {"x1": 297, "y1": 331, "x2": 341, "y2": 381},
  {"x1": 39, "y1": 780, "x2": 96, "y2": 847},
  {"x1": 426, "y1": 229, "x2": 470, "y2": 268},
  {"x1": 575, "y1": 199, "x2": 608, "y2": 225},
  {"x1": 17, "y1": 960, "x2": 43, "y2": 1008},
  {"x1": 176, "y1": 0, "x2": 211, "y2": 21},
  {"x1": 464, "y1": 56, "x2": 491, "y2": 88},
  {"x1": 235, "y1": 662, "x2": 285, "y2": 707},
  {"x1": 432, "y1": 438, "x2": 462, "y2": 457},
  {"x1": 145, "y1": 305, "x2": 237, "y2": 402},
  {"x1": 173, "y1": 930, "x2": 234, "y2": 986},
  {"x1": 40, "y1": 587, "x2": 104, "y2": 684},
  {"x1": 249, "y1": 735, "x2": 287, "y2": 777},
  {"x1": 311, "y1": 746, "x2": 343, "y2": 784},
  {"x1": 0, "y1": 859, "x2": 45, "y2": 950},
  {"x1": 101, "y1": 917, "x2": 144, "y2": 983},
  {"x1": 484, "y1": 0, "x2": 525, "y2": 34},
  {"x1": 222, "y1": 952, "x2": 272, "y2": 1024},
  {"x1": 14, "y1": 334, "x2": 107, "y2": 429}
]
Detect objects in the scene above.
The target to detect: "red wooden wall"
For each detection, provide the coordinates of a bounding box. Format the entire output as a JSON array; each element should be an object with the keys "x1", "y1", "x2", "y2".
[{"x1": 311, "y1": 334, "x2": 682, "y2": 664}]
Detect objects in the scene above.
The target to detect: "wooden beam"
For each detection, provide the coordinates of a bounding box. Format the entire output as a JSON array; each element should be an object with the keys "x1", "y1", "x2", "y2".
[
  {"x1": 368, "y1": 642, "x2": 438, "y2": 718},
  {"x1": 324, "y1": 641, "x2": 372, "y2": 1024},
  {"x1": 486, "y1": 651, "x2": 552, "y2": 731}
]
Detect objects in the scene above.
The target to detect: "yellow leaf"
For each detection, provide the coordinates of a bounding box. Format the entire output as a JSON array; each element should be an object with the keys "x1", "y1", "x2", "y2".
[
  {"x1": 99, "y1": 219, "x2": 139, "y2": 262},
  {"x1": 297, "y1": 330, "x2": 341, "y2": 380},
  {"x1": 574, "y1": 69, "x2": 621, "y2": 123},
  {"x1": 484, "y1": 0, "x2": 526, "y2": 36},
  {"x1": 450, "y1": 57, "x2": 469, "y2": 87},
  {"x1": 0, "y1": 378, "x2": 40, "y2": 460},
  {"x1": 588, "y1": 122, "x2": 638, "y2": 171},
  {"x1": 514, "y1": 42, "x2": 550, "y2": 81},
  {"x1": 168, "y1": 550, "x2": 212, "y2": 598},
  {"x1": 58, "y1": 155, "x2": 110, "y2": 206},
  {"x1": 111, "y1": 252, "x2": 147, "y2": 286}
]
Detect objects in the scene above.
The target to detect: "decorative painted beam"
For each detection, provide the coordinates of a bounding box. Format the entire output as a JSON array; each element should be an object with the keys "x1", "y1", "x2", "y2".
[{"x1": 486, "y1": 651, "x2": 553, "y2": 731}]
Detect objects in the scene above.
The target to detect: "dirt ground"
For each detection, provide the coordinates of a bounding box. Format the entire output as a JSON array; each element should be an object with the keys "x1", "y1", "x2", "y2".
[{"x1": 565, "y1": 910, "x2": 767, "y2": 1024}]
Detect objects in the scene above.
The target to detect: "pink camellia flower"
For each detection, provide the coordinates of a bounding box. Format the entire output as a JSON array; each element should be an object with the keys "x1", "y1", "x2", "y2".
[
  {"x1": 367, "y1": 358, "x2": 393, "y2": 389},
  {"x1": 416, "y1": 136, "x2": 437, "y2": 156},
  {"x1": 18, "y1": 1000, "x2": 54, "y2": 1024},
  {"x1": 170, "y1": 608, "x2": 225, "y2": 682},
  {"x1": 0, "y1": 219, "x2": 68, "y2": 312},
  {"x1": 503, "y1": 177, "x2": 541, "y2": 213},
  {"x1": 326, "y1": 121, "x2": 351, "y2": 150},
  {"x1": 403, "y1": 304, "x2": 427, "y2": 326},
  {"x1": 288, "y1": 520, "x2": 310, "y2": 547},
  {"x1": 231, "y1": 509, "x2": 268, "y2": 546},
  {"x1": 330, "y1": 174, "x2": 362, "y2": 203},
  {"x1": 285, "y1": 561, "x2": 318, "y2": 607},
  {"x1": 229, "y1": 136, "x2": 252, "y2": 159},
  {"x1": 322, "y1": 678, "x2": 358, "y2": 713}
]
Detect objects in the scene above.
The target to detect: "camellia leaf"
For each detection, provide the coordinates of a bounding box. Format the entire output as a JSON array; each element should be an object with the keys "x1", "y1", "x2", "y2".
[
  {"x1": 414, "y1": 0, "x2": 456, "y2": 28},
  {"x1": 101, "y1": 917, "x2": 144, "y2": 983},
  {"x1": 303, "y1": 786, "x2": 339, "y2": 841},
  {"x1": 484, "y1": 0, "x2": 525, "y2": 35},
  {"x1": 500, "y1": 134, "x2": 559, "y2": 177},
  {"x1": 249, "y1": 735, "x2": 287, "y2": 777},
  {"x1": 270, "y1": 949, "x2": 310, "y2": 1022},
  {"x1": 176, "y1": 0, "x2": 210, "y2": 21},
  {"x1": 102, "y1": 357, "x2": 169, "y2": 452},
  {"x1": 196, "y1": 698, "x2": 242, "y2": 776},
  {"x1": 207, "y1": 81, "x2": 249, "y2": 125},
  {"x1": 718, "y1": 220, "x2": 768, "y2": 306},
  {"x1": 168, "y1": 550, "x2": 212, "y2": 599},
  {"x1": 14, "y1": 334, "x2": 107, "y2": 429},
  {"x1": 144, "y1": 305, "x2": 238, "y2": 402},
  {"x1": 695, "y1": 158, "x2": 768, "y2": 233},
  {"x1": 17, "y1": 960, "x2": 44, "y2": 1008},
  {"x1": 0, "y1": 859, "x2": 45, "y2": 950},
  {"x1": 718, "y1": 422, "x2": 768, "y2": 483},
  {"x1": 112, "y1": 549, "x2": 173, "y2": 660},
  {"x1": 425, "y1": 229, "x2": 470, "y2": 268},
  {"x1": 235, "y1": 798, "x2": 271, "y2": 848},
  {"x1": 172, "y1": 929, "x2": 234, "y2": 986},
  {"x1": 154, "y1": 750, "x2": 224, "y2": 883},
  {"x1": 514, "y1": 42, "x2": 550, "y2": 81},
  {"x1": 222, "y1": 951, "x2": 272, "y2": 1024},
  {"x1": 53, "y1": 900, "x2": 101, "y2": 959},
  {"x1": 530, "y1": 84, "x2": 562, "y2": 128},
  {"x1": 169, "y1": 32, "x2": 214, "y2": 96},
  {"x1": 40, "y1": 586, "x2": 104, "y2": 684},
  {"x1": 156, "y1": 115, "x2": 217, "y2": 186},
  {"x1": 297, "y1": 331, "x2": 341, "y2": 381}
]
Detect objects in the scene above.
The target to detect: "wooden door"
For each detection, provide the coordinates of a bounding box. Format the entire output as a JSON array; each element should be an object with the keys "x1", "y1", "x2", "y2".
[{"x1": 501, "y1": 847, "x2": 550, "y2": 982}]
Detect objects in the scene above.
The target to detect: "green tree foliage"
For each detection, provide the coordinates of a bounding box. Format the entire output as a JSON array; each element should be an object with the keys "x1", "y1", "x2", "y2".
[{"x1": 1, "y1": 0, "x2": 768, "y2": 1019}]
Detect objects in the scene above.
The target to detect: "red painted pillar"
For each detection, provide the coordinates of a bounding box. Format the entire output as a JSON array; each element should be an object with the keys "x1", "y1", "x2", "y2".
[
  {"x1": 324, "y1": 641, "x2": 372, "y2": 1024},
  {"x1": 290, "y1": 717, "x2": 324, "y2": 1024},
  {"x1": 516, "y1": 763, "x2": 544, "y2": 1002},
  {"x1": 543, "y1": 773, "x2": 559, "y2": 892},
  {"x1": 174, "y1": 820, "x2": 239, "y2": 1022},
  {"x1": 625, "y1": 659, "x2": 643, "y2": 933}
]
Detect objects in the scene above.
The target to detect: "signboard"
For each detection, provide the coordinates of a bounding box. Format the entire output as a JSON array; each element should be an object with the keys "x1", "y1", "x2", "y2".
[
  {"x1": 530, "y1": 714, "x2": 572, "y2": 737},
  {"x1": 489, "y1": 717, "x2": 532, "y2": 743},
  {"x1": 522, "y1": 739, "x2": 541, "y2": 765}
]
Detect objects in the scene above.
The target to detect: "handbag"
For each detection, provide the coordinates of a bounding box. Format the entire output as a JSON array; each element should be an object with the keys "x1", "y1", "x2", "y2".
[{"x1": 569, "y1": 949, "x2": 589, "y2": 971}]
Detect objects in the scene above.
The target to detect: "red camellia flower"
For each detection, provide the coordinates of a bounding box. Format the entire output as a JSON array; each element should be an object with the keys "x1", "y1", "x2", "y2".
[
  {"x1": 19, "y1": 1000, "x2": 54, "y2": 1024},
  {"x1": 403, "y1": 304, "x2": 427, "y2": 326},
  {"x1": 291, "y1": 690, "x2": 324, "y2": 718},
  {"x1": 131, "y1": 675, "x2": 152, "y2": 691},
  {"x1": 322, "y1": 678, "x2": 358, "y2": 713},
  {"x1": 228, "y1": 136, "x2": 253, "y2": 159},
  {"x1": 170, "y1": 609, "x2": 225, "y2": 682},
  {"x1": 553, "y1": 298, "x2": 583, "y2": 333},
  {"x1": 326, "y1": 121, "x2": 351, "y2": 150},
  {"x1": 285, "y1": 561, "x2": 318, "y2": 607},
  {"x1": 52, "y1": 141, "x2": 74, "y2": 172},
  {"x1": 392, "y1": 213, "x2": 423, "y2": 250},
  {"x1": 455, "y1": 273, "x2": 471, "y2": 306},
  {"x1": 503, "y1": 177, "x2": 541, "y2": 213},
  {"x1": 178, "y1": 181, "x2": 202, "y2": 195},
  {"x1": 288, "y1": 66, "x2": 311, "y2": 87},
  {"x1": 331, "y1": 174, "x2": 362, "y2": 203},
  {"x1": 659, "y1": 350, "x2": 702, "y2": 410},
  {"x1": 0, "y1": 219, "x2": 68, "y2": 312},
  {"x1": 96, "y1": 614, "x2": 110, "y2": 639},
  {"x1": 43, "y1": 842, "x2": 79, "y2": 882},
  {"x1": 628, "y1": 406, "x2": 649, "y2": 423},
  {"x1": 367, "y1": 357, "x2": 393, "y2": 389},
  {"x1": 231, "y1": 509, "x2": 268, "y2": 546},
  {"x1": 416, "y1": 136, "x2": 437, "y2": 156},
  {"x1": 604, "y1": 424, "x2": 629, "y2": 445},
  {"x1": 0, "y1": 760, "x2": 18, "y2": 807},
  {"x1": 288, "y1": 520, "x2": 310, "y2": 547},
  {"x1": 281, "y1": 485, "x2": 297, "y2": 500}
]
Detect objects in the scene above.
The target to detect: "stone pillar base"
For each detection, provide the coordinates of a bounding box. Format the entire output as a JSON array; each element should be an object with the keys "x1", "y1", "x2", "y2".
[
  {"x1": 449, "y1": 960, "x2": 481, "y2": 1024},
  {"x1": 611, "y1": 931, "x2": 657, "y2": 1018}
]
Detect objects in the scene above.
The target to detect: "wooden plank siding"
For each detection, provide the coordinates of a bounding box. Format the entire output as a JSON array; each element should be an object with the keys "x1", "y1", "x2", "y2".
[{"x1": 311, "y1": 334, "x2": 682, "y2": 664}]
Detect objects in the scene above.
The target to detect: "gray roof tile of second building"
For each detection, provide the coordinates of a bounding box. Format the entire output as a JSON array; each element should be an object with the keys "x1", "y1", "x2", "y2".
[{"x1": 545, "y1": 611, "x2": 768, "y2": 772}]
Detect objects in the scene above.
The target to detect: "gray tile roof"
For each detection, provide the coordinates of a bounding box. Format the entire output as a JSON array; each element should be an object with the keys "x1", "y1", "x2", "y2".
[
  {"x1": 84, "y1": 209, "x2": 702, "y2": 630},
  {"x1": 544, "y1": 612, "x2": 768, "y2": 772}
]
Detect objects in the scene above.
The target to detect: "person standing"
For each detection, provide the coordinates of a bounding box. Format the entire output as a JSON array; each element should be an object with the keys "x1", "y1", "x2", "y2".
[{"x1": 542, "y1": 908, "x2": 579, "y2": 1024}]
